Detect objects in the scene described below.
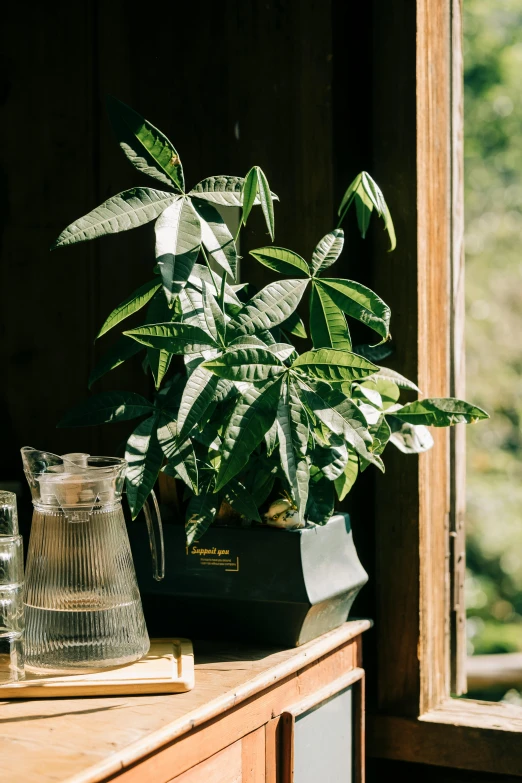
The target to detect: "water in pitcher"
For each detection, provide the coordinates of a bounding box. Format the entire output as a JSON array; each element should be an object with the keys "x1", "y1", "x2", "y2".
[{"x1": 23, "y1": 601, "x2": 147, "y2": 673}]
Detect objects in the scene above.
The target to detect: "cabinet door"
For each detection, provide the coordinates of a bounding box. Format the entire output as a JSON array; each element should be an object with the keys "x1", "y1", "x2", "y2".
[{"x1": 281, "y1": 668, "x2": 365, "y2": 783}]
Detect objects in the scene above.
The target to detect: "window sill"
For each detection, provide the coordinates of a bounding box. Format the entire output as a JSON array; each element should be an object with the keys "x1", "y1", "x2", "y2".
[{"x1": 368, "y1": 699, "x2": 522, "y2": 777}]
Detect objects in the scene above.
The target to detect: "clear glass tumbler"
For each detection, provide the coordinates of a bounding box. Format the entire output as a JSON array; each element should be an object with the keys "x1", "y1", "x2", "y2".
[{"x1": 0, "y1": 491, "x2": 24, "y2": 683}]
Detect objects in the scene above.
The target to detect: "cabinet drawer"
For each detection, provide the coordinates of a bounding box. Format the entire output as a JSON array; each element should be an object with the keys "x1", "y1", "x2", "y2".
[
  {"x1": 171, "y1": 741, "x2": 241, "y2": 783},
  {"x1": 171, "y1": 727, "x2": 264, "y2": 783}
]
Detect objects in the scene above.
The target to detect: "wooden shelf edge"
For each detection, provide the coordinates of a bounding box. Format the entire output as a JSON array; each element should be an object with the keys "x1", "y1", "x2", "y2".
[
  {"x1": 67, "y1": 620, "x2": 371, "y2": 783},
  {"x1": 368, "y1": 698, "x2": 522, "y2": 777}
]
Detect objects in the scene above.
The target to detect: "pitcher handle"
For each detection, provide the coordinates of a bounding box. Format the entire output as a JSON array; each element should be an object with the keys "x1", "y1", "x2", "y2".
[{"x1": 143, "y1": 489, "x2": 165, "y2": 581}]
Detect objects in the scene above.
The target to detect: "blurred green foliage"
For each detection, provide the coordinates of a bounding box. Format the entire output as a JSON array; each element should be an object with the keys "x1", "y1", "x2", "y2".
[{"x1": 465, "y1": 0, "x2": 522, "y2": 658}]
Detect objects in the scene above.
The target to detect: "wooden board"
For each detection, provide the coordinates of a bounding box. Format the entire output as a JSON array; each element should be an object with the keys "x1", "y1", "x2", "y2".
[{"x1": 0, "y1": 638, "x2": 194, "y2": 698}]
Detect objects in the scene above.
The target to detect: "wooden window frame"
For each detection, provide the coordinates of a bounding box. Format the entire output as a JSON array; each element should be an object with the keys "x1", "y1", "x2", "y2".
[{"x1": 365, "y1": 0, "x2": 522, "y2": 776}]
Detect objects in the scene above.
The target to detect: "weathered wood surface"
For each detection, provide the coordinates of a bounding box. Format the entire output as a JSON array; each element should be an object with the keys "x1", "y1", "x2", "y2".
[
  {"x1": 449, "y1": 0, "x2": 468, "y2": 698},
  {"x1": 369, "y1": 697, "x2": 522, "y2": 777},
  {"x1": 0, "y1": 620, "x2": 369, "y2": 783},
  {"x1": 467, "y1": 653, "x2": 522, "y2": 691},
  {"x1": 369, "y1": 0, "x2": 453, "y2": 717}
]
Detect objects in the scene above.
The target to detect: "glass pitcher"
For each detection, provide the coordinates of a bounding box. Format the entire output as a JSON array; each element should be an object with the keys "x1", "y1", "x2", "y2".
[{"x1": 21, "y1": 447, "x2": 164, "y2": 674}]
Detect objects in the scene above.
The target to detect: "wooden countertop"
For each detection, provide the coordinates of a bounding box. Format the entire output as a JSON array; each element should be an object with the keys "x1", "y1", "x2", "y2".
[{"x1": 0, "y1": 620, "x2": 370, "y2": 783}]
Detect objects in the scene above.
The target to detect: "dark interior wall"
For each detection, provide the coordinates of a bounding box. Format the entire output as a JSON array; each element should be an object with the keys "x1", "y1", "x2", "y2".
[
  {"x1": 1, "y1": 0, "x2": 379, "y2": 629},
  {"x1": 0, "y1": 0, "x2": 343, "y2": 484},
  {"x1": 368, "y1": 759, "x2": 522, "y2": 783}
]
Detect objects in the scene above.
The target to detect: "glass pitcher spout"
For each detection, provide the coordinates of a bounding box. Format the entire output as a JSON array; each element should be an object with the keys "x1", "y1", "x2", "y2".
[
  {"x1": 21, "y1": 447, "x2": 164, "y2": 580},
  {"x1": 21, "y1": 447, "x2": 126, "y2": 511}
]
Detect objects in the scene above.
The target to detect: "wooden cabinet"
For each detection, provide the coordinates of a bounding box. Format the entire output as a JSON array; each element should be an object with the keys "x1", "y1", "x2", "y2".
[
  {"x1": 168, "y1": 665, "x2": 364, "y2": 783},
  {"x1": 1, "y1": 621, "x2": 369, "y2": 783}
]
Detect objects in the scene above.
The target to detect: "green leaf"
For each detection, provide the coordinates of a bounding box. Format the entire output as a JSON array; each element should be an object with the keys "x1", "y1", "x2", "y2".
[
  {"x1": 361, "y1": 376, "x2": 400, "y2": 409},
  {"x1": 266, "y1": 342, "x2": 296, "y2": 361},
  {"x1": 292, "y1": 348, "x2": 378, "y2": 383},
  {"x1": 365, "y1": 366, "x2": 419, "y2": 392},
  {"x1": 387, "y1": 418, "x2": 434, "y2": 454},
  {"x1": 337, "y1": 171, "x2": 396, "y2": 251},
  {"x1": 306, "y1": 477, "x2": 335, "y2": 525},
  {"x1": 193, "y1": 199, "x2": 237, "y2": 279},
  {"x1": 338, "y1": 172, "x2": 361, "y2": 216},
  {"x1": 313, "y1": 436, "x2": 348, "y2": 481},
  {"x1": 391, "y1": 398, "x2": 489, "y2": 427},
  {"x1": 256, "y1": 167, "x2": 275, "y2": 241},
  {"x1": 241, "y1": 167, "x2": 259, "y2": 225},
  {"x1": 309, "y1": 282, "x2": 352, "y2": 350},
  {"x1": 310, "y1": 230, "x2": 344, "y2": 276},
  {"x1": 296, "y1": 380, "x2": 382, "y2": 470},
  {"x1": 157, "y1": 416, "x2": 199, "y2": 494},
  {"x1": 155, "y1": 373, "x2": 186, "y2": 410},
  {"x1": 353, "y1": 342, "x2": 393, "y2": 362},
  {"x1": 229, "y1": 279, "x2": 309, "y2": 337},
  {"x1": 360, "y1": 172, "x2": 396, "y2": 250},
  {"x1": 155, "y1": 197, "x2": 201, "y2": 300},
  {"x1": 359, "y1": 453, "x2": 384, "y2": 474},
  {"x1": 88, "y1": 336, "x2": 143, "y2": 388},
  {"x1": 334, "y1": 450, "x2": 359, "y2": 501},
  {"x1": 150, "y1": 350, "x2": 172, "y2": 391},
  {"x1": 225, "y1": 479, "x2": 261, "y2": 523},
  {"x1": 97, "y1": 279, "x2": 161, "y2": 339},
  {"x1": 250, "y1": 246, "x2": 309, "y2": 278},
  {"x1": 216, "y1": 378, "x2": 283, "y2": 491},
  {"x1": 277, "y1": 379, "x2": 310, "y2": 521},
  {"x1": 125, "y1": 415, "x2": 163, "y2": 519},
  {"x1": 145, "y1": 291, "x2": 174, "y2": 389},
  {"x1": 52, "y1": 189, "x2": 179, "y2": 249},
  {"x1": 355, "y1": 187, "x2": 373, "y2": 237},
  {"x1": 188, "y1": 265, "x2": 242, "y2": 305},
  {"x1": 189, "y1": 174, "x2": 279, "y2": 207},
  {"x1": 202, "y1": 345, "x2": 285, "y2": 383},
  {"x1": 317, "y1": 278, "x2": 391, "y2": 339},
  {"x1": 177, "y1": 365, "x2": 221, "y2": 443},
  {"x1": 370, "y1": 415, "x2": 391, "y2": 455},
  {"x1": 280, "y1": 310, "x2": 307, "y2": 339},
  {"x1": 58, "y1": 391, "x2": 154, "y2": 427},
  {"x1": 185, "y1": 492, "x2": 219, "y2": 544},
  {"x1": 189, "y1": 176, "x2": 249, "y2": 207},
  {"x1": 265, "y1": 420, "x2": 279, "y2": 456},
  {"x1": 352, "y1": 383, "x2": 383, "y2": 409},
  {"x1": 160, "y1": 434, "x2": 199, "y2": 496},
  {"x1": 356, "y1": 400, "x2": 382, "y2": 426},
  {"x1": 178, "y1": 285, "x2": 207, "y2": 333},
  {"x1": 202, "y1": 281, "x2": 226, "y2": 344},
  {"x1": 242, "y1": 458, "x2": 277, "y2": 507},
  {"x1": 106, "y1": 96, "x2": 184, "y2": 191},
  {"x1": 124, "y1": 322, "x2": 218, "y2": 353}
]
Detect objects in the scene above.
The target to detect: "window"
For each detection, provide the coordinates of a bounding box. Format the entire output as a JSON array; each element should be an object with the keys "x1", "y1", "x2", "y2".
[
  {"x1": 361, "y1": 1, "x2": 522, "y2": 776},
  {"x1": 464, "y1": 0, "x2": 522, "y2": 704}
]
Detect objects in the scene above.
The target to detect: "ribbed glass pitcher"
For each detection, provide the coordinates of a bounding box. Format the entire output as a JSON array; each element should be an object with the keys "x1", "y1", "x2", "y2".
[{"x1": 21, "y1": 448, "x2": 164, "y2": 674}]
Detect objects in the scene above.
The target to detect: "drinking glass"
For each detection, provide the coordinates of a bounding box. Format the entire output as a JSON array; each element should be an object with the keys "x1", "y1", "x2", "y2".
[{"x1": 0, "y1": 491, "x2": 24, "y2": 683}]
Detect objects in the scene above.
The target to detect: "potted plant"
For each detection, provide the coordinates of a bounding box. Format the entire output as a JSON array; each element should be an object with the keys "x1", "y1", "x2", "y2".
[{"x1": 53, "y1": 98, "x2": 488, "y2": 646}]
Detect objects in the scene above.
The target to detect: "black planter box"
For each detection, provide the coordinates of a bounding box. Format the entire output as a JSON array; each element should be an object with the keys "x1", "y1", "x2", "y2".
[{"x1": 128, "y1": 512, "x2": 368, "y2": 647}]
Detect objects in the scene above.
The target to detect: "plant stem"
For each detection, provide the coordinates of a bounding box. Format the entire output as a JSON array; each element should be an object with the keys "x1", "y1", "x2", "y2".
[
  {"x1": 219, "y1": 271, "x2": 227, "y2": 315},
  {"x1": 200, "y1": 245, "x2": 220, "y2": 296},
  {"x1": 234, "y1": 210, "x2": 243, "y2": 244}
]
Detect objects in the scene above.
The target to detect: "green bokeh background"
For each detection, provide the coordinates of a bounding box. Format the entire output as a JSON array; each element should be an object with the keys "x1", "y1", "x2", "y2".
[{"x1": 465, "y1": 0, "x2": 522, "y2": 677}]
